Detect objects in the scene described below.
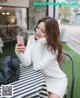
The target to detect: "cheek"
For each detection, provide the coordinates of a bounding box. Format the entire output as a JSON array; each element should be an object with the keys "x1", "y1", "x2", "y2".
[{"x1": 42, "y1": 33, "x2": 46, "y2": 37}]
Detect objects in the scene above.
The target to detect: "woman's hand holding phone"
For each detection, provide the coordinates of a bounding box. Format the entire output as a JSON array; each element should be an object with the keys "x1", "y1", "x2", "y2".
[
  {"x1": 15, "y1": 35, "x2": 26, "y2": 53},
  {"x1": 16, "y1": 35, "x2": 24, "y2": 45}
]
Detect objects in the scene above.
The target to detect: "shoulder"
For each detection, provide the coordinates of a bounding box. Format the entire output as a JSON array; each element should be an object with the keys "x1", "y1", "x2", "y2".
[{"x1": 28, "y1": 35, "x2": 35, "y2": 44}]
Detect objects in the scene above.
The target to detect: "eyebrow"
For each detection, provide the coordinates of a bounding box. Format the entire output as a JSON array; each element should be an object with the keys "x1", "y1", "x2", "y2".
[{"x1": 37, "y1": 25, "x2": 46, "y2": 32}]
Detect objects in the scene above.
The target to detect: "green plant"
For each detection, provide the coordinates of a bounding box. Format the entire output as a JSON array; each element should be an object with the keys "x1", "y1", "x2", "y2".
[
  {"x1": 62, "y1": 43, "x2": 80, "y2": 98},
  {"x1": 0, "y1": 47, "x2": 15, "y2": 59},
  {"x1": 61, "y1": 18, "x2": 69, "y2": 24}
]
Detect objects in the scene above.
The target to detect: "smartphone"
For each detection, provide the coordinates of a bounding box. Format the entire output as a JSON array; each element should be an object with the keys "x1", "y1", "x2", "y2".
[{"x1": 16, "y1": 35, "x2": 24, "y2": 45}]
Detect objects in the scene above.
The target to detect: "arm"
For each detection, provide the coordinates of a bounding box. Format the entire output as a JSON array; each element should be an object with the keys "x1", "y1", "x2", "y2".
[
  {"x1": 15, "y1": 35, "x2": 34, "y2": 66},
  {"x1": 33, "y1": 38, "x2": 56, "y2": 70}
]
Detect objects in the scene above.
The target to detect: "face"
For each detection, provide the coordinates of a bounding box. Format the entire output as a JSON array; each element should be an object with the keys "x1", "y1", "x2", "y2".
[{"x1": 35, "y1": 22, "x2": 47, "y2": 39}]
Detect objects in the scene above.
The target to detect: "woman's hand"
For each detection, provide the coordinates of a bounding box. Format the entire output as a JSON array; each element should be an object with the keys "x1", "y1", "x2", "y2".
[{"x1": 15, "y1": 43, "x2": 26, "y2": 53}]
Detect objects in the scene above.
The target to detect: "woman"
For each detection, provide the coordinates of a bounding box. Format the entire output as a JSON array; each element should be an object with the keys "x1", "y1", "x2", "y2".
[{"x1": 15, "y1": 17, "x2": 68, "y2": 98}]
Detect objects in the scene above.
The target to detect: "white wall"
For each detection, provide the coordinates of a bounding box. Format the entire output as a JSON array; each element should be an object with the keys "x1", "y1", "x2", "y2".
[
  {"x1": 48, "y1": 0, "x2": 59, "y2": 19},
  {"x1": 0, "y1": 0, "x2": 29, "y2": 7},
  {"x1": 48, "y1": 0, "x2": 54, "y2": 17}
]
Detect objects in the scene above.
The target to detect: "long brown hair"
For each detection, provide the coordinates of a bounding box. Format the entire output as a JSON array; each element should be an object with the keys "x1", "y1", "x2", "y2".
[{"x1": 35, "y1": 16, "x2": 62, "y2": 64}]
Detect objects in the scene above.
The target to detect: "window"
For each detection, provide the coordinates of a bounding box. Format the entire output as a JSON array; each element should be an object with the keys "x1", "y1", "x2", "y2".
[
  {"x1": 29, "y1": 0, "x2": 47, "y2": 29},
  {"x1": 0, "y1": 6, "x2": 27, "y2": 42}
]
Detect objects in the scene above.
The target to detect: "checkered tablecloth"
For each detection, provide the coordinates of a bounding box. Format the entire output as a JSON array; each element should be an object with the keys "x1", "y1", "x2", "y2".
[{"x1": 0, "y1": 65, "x2": 48, "y2": 98}]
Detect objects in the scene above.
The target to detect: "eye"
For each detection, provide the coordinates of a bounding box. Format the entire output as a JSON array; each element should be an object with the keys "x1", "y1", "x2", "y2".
[
  {"x1": 42, "y1": 31, "x2": 45, "y2": 33},
  {"x1": 36, "y1": 26, "x2": 46, "y2": 33},
  {"x1": 40, "y1": 29, "x2": 46, "y2": 33}
]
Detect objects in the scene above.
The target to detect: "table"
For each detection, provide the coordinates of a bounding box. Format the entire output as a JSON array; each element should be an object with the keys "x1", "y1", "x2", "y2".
[{"x1": 0, "y1": 65, "x2": 48, "y2": 98}]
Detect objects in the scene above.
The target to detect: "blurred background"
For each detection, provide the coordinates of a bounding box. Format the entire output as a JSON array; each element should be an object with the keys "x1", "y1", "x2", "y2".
[{"x1": 0, "y1": 0, "x2": 80, "y2": 98}]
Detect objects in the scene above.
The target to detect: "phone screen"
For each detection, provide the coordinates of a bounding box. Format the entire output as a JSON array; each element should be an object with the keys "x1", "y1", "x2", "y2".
[{"x1": 16, "y1": 35, "x2": 24, "y2": 45}]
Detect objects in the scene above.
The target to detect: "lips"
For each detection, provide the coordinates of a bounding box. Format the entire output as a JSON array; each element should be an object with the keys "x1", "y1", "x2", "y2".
[
  {"x1": 35, "y1": 34, "x2": 41, "y2": 37},
  {"x1": 35, "y1": 35, "x2": 41, "y2": 40}
]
